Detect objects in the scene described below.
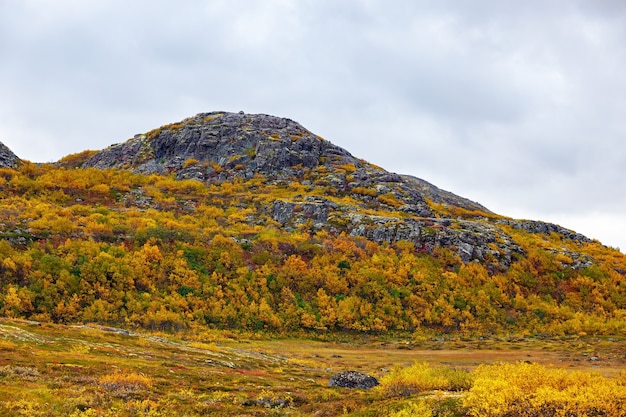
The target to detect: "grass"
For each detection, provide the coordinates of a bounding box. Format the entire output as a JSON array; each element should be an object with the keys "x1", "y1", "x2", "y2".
[{"x1": 0, "y1": 319, "x2": 624, "y2": 416}]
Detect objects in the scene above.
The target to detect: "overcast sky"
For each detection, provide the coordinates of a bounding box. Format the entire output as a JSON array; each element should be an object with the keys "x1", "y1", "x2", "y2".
[{"x1": 1, "y1": 0, "x2": 625, "y2": 252}]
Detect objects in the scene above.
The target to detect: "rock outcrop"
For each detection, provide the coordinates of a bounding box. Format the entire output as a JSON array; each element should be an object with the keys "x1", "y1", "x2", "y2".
[
  {"x1": 84, "y1": 112, "x2": 354, "y2": 180},
  {"x1": 83, "y1": 111, "x2": 593, "y2": 269},
  {"x1": 0, "y1": 141, "x2": 20, "y2": 169},
  {"x1": 497, "y1": 219, "x2": 591, "y2": 243},
  {"x1": 82, "y1": 111, "x2": 468, "y2": 217},
  {"x1": 328, "y1": 371, "x2": 379, "y2": 389},
  {"x1": 401, "y1": 174, "x2": 490, "y2": 214}
]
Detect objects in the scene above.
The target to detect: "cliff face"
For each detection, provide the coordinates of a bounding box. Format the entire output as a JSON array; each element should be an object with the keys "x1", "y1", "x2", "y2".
[
  {"x1": 83, "y1": 111, "x2": 591, "y2": 269},
  {"x1": 0, "y1": 141, "x2": 20, "y2": 169}
]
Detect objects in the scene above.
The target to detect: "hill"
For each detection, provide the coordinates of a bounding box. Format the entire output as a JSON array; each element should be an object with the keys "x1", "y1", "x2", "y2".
[
  {"x1": 0, "y1": 112, "x2": 624, "y2": 337},
  {"x1": 81, "y1": 112, "x2": 589, "y2": 268}
]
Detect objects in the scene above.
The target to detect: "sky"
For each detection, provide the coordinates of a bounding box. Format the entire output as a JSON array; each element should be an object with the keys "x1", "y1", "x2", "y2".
[{"x1": 1, "y1": 0, "x2": 625, "y2": 252}]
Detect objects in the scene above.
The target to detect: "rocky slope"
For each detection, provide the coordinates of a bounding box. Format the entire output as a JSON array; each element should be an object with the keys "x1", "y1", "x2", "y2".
[
  {"x1": 83, "y1": 112, "x2": 479, "y2": 215},
  {"x1": 81, "y1": 111, "x2": 592, "y2": 269},
  {"x1": 0, "y1": 141, "x2": 20, "y2": 168}
]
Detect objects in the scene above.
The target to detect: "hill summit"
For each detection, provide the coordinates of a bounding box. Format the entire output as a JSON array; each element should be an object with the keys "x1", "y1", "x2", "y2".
[{"x1": 84, "y1": 111, "x2": 486, "y2": 211}]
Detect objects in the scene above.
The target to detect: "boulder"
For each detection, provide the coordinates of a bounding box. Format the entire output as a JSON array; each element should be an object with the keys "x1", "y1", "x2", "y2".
[{"x1": 328, "y1": 371, "x2": 379, "y2": 389}]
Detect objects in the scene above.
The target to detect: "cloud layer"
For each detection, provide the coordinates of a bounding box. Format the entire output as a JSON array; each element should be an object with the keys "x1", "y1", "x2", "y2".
[{"x1": 1, "y1": 0, "x2": 625, "y2": 250}]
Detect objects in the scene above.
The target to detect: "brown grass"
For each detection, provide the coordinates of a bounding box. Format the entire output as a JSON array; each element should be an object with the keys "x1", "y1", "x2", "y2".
[{"x1": 0, "y1": 319, "x2": 624, "y2": 416}]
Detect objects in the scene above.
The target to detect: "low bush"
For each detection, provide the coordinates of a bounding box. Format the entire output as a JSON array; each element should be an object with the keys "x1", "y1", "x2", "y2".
[
  {"x1": 389, "y1": 400, "x2": 433, "y2": 417},
  {"x1": 99, "y1": 371, "x2": 152, "y2": 399},
  {"x1": 379, "y1": 361, "x2": 473, "y2": 397},
  {"x1": 463, "y1": 362, "x2": 626, "y2": 417}
]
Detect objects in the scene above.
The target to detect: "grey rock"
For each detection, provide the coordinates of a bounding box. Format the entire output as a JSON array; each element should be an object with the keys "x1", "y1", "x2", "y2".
[
  {"x1": 84, "y1": 112, "x2": 356, "y2": 180},
  {"x1": 401, "y1": 174, "x2": 492, "y2": 214},
  {"x1": 328, "y1": 371, "x2": 379, "y2": 389},
  {"x1": 272, "y1": 198, "x2": 338, "y2": 228},
  {"x1": 0, "y1": 141, "x2": 20, "y2": 168},
  {"x1": 497, "y1": 219, "x2": 592, "y2": 243},
  {"x1": 345, "y1": 214, "x2": 522, "y2": 266},
  {"x1": 82, "y1": 112, "x2": 434, "y2": 216}
]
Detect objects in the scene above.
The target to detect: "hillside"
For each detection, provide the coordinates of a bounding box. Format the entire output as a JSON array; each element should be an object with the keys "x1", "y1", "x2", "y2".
[
  {"x1": 81, "y1": 111, "x2": 590, "y2": 268},
  {"x1": 0, "y1": 111, "x2": 625, "y2": 337}
]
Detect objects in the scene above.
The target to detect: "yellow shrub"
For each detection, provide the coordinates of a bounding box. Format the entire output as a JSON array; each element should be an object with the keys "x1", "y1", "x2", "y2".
[
  {"x1": 389, "y1": 400, "x2": 433, "y2": 417},
  {"x1": 183, "y1": 158, "x2": 199, "y2": 168},
  {"x1": 89, "y1": 183, "x2": 110, "y2": 195},
  {"x1": 69, "y1": 343, "x2": 91, "y2": 354},
  {"x1": 0, "y1": 339, "x2": 17, "y2": 351},
  {"x1": 99, "y1": 371, "x2": 152, "y2": 397},
  {"x1": 377, "y1": 192, "x2": 403, "y2": 208},
  {"x1": 338, "y1": 163, "x2": 357, "y2": 173},
  {"x1": 351, "y1": 186, "x2": 377, "y2": 197},
  {"x1": 463, "y1": 362, "x2": 626, "y2": 417},
  {"x1": 2, "y1": 400, "x2": 47, "y2": 417},
  {"x1": 210, "y1": 161, "x2": 223, "y2": 172},
  {"x1": 188, "y1": 341, "x2": 221, "y2": 352},
  {"x1": 379, "y1": 361, "x2": 472, "y2": 397}
]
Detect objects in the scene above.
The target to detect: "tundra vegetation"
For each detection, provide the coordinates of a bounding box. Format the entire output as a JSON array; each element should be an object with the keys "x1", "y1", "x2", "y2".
[{"x1": 0, "y1": 160, "x2": 624, "y2": 415}]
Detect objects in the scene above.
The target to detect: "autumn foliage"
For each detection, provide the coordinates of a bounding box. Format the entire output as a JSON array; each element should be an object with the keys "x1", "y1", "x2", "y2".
[
  {"x1": 379, "y1": 361, "x2": 472, "y2": 397},
  {"x1": 463, "y1": 362, "x2": 626, "y2": 417},
  {"x1": 0, "y1": 162, "x2": 625, "y2": 338}
]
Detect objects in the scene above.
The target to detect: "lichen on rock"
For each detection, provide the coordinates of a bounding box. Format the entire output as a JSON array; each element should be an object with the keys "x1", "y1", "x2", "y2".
[{"x1": 328, "y1": 371, "x2": 379, "y2": 389}]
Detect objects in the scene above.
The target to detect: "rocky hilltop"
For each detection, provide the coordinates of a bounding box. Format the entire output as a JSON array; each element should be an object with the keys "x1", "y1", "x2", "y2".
[
  {"x1": 85, "y1": 112, "x2": 351, "y2": 180},
  {"x1": 0, "y1": 141, "x2": 20, "y2": 168},
  {"x1": 82, "y1": 111, "x2": 592, "y2": 269},
  {"x1": 84, "y1": 111, "x2": 484, "y2": 214}
]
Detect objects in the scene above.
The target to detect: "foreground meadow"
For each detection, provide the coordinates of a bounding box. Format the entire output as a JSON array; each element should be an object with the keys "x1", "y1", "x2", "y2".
[{"x1": 1, "y1": 318, "x2": 624, "y2": 416}]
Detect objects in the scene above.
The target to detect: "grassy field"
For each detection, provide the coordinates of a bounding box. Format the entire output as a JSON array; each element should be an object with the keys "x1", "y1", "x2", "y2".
[{"x1": 1, "y1": 318, "x2": 624, "y2": 416}]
